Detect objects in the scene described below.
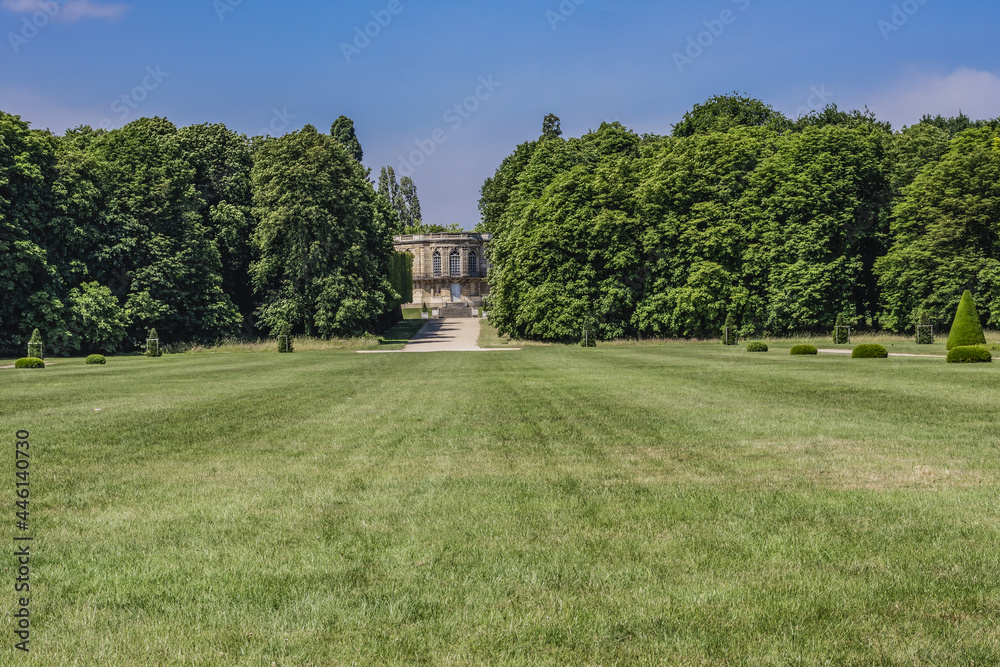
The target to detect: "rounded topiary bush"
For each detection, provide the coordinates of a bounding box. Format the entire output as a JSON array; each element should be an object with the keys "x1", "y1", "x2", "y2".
[
  {"x1": 747, "y1": 342, "x2": 768, "y2": 352},
  {"x1": 85, "y1": 354, "x2": 107, "y2": 365},
  {"x1": 15, "y1": 357, "x2": 45, "y2": 369},
  {"x1": 947, "y1": 346, "x2": 992, "y2": 364},
  {"x1": 790, "y1": 345, "x2": 818, "y2": 356},
  {"x1": 852, "y1": 344, "x2": 888, "y2": 359}
]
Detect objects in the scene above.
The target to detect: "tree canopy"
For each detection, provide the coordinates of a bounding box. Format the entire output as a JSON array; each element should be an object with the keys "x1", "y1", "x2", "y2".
[
  {"x1": 251, "y1": 125, "x2": 395, "y2": 338},
  {"x1": 0, "y1": 111, "x2": 402, "y2": 355},
  {"x1": 484, "y1": 104, "x2": 999, "y2": 341}
]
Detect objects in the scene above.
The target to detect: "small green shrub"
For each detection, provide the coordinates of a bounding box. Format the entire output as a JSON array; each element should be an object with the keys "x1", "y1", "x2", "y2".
[
  {"x1": 85, "y1": 354, "x2": 107, "y2": 365},
  {"x1": 833, "y1": 314, "x2": 850, "y2": 344},
  {"x1": 278, "y1": 335, "x2": 294, "y2": 353},
  {"x1": 947, "y1": 346, "x2": 992, "y2": 364},
  {"x1": 915, "y1": 326, "x2": 935, "y2": 345},
  {"x1": 15, "y1": 357, "x2": 45, "y2": 369},
  {"x1": 946, "y1": 291, "x2": 986, "y2": 350},
  {"x1": 746, "y1": 342, "x2": 768, "y2": 352},
  {"x1": 581, "y1": 329, "x2": 597, "y2": 347},
  {"x1": 145, "y1": 328, "x2": 162, "y2": 357},
  {"x1": 790, "y1": 345, "x2": 818, "y2": 356},
  {"x1": 27, "y1": 328, "x2": 43, "y2": 359},
  {"x1": 852, "y1": 344, "x2": 888, "y2": 359}
]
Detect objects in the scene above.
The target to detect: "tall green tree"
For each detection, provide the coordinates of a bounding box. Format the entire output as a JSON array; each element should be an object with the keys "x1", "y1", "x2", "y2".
[
  {"x1": 176, "y1": 123, "x2": 257, "y2": 329},
  {"x1": 251, "y1": 125, "x2": 395, "y2": 337},
  {"x1": 542, "y1": 114, "x2": 562, "y2": 139},
  {"x1": 876, "y1": 126, "x2": 1000, "y2": 330},
  {"x1": 743, "y1": 124, "x2": 892, "y2": 332},
  {"x1": 93, "y1": 117, "x2": 242, "y2": 345},
  {"x1": 378, "y1": 167, "x2": 423, "y2": 233},
  {"x1": 889, "y1": 122, "x2": 951, "y2": 194},
  {"x1": 672, "y1": 93, "x2": 789, "y2": 137},
  {"x1": 331, "y1": 116, "x2": 364, "y2": 163},
  {"x1": 632, "y1": 127, "x2": 779, "y2": 338},
  {"x1": 476, "y1": 139, "x2": 538, "y2": 234},
  {"x1": 486, "y1": 123, "x2": 644, "y2": 341},
  {"x1": 0, "y1": 112, "x2": 66, "y2": 355}
]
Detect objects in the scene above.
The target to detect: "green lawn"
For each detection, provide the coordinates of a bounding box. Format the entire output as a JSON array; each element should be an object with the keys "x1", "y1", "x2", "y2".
[{"x1": 2, "y1": 344, "x2": 999, "y2": 664}]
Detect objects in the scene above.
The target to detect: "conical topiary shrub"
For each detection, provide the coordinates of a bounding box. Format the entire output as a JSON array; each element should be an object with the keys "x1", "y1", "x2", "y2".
[
  {"x1": 915, "y1": 307, "x2": 934, "y2": 345},
  {"x1": 27, "y1": 328, "x2": 43, "y2": 359},
  {"x1": 833, "y1": 313, "x2": 851, "y2": 344},
  {"x1": 722, "y1": 313, "x2": 738, "y2": 346},
  {"x1": 277, "y1": 324, "x2": 294, "y2": 353},
  {"x1": 145, "y1": 328, "x2": 162, "y2": 357},
  {"x1": 946, "y1": 291, "x2": 987, "y2": 350}
]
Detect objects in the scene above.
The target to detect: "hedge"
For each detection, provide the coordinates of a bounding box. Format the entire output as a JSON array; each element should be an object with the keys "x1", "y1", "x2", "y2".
[
  {"x1": 746, "y1": 342, "x2": 768, "y2": 352},
  {"x1": 852, "y1": 344, "x2": 888, "y2": 359},
  {"x1": 947, "y1": 346, "x2": 992, "y2": 364},
  {"x1": 86, "y1": 354, "x2": 107, "y2": 365},
  {"x1": 15, "y1": 357, "x2": 45, "y2": 369},
  {"x1": 790, "y1": 345, "x2": 818, "y2": 356},
  {"x1": 946, "y1": 290, "x2": 986, "y2": 350}
]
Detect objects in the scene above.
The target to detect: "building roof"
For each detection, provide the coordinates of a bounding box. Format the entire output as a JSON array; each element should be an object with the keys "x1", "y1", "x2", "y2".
[{"x1": 394, "y1": 233, "x2": 492, "y2": 243}]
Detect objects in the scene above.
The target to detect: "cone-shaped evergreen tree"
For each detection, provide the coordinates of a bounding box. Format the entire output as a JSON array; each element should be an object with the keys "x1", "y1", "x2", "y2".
[
  {"x1": 145, "y1": 327, "x2": 162, "y2": 357},
  {"x1": 946, "y1": 290, "x2": 986, "y2": 350},
  {"x1": 27, "y1": 328, "x2": 43, "y2": 359}
]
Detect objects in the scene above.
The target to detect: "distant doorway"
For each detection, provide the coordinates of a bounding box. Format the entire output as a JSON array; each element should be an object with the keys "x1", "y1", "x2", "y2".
[{"x1": 451, "y1": 283, "x2": 462, "y2": 302}]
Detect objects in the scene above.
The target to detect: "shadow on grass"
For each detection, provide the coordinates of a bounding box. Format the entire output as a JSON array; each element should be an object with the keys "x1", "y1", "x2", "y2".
[{"x1": 379, "y1": 319, "x2": 427, "y2": 347}]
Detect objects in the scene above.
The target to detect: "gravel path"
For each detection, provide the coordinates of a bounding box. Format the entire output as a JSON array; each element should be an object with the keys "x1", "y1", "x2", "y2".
[
  {"x1": 817, "y1": 349, "x2": 946, "y2": 358},
  {"x1": 358, "y1": 319, "x2": 521, "y2": 354}
]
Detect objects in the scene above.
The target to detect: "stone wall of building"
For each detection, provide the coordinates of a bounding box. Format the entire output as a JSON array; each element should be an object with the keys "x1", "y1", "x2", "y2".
[{"x1": 393, "y1": 233, "x2": 491, "y2": 309}]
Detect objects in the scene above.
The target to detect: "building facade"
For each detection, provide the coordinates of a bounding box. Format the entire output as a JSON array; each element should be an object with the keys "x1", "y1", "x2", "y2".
[{"x1": 393, "y1": 233, "x2": 491, "y2": 308}]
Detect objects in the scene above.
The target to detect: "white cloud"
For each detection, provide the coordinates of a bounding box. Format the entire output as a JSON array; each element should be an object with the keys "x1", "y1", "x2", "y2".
[
  {"x1": 863, "y1": 67, "x2": 1000, "y2": 128},
  {"x1": 2, "y1": 0, "x2": 129, "y2": 23}
]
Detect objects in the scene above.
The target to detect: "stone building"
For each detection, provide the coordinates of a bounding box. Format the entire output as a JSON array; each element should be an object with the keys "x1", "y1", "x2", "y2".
[{"x1": 393, "y1": 233, "x2": 491, "y2": 310}]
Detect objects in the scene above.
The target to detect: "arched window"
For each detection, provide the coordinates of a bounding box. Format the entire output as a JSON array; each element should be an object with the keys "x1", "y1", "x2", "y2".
[
  {"x1": 450, "y1": 249, "x2": 461, "y2": 276},
  {"x1": 433, "y1": 251, "x2": 441, "y2": 277},
  {"x1": 468, "y1": 251, "x2": 478, "y2": 275}
]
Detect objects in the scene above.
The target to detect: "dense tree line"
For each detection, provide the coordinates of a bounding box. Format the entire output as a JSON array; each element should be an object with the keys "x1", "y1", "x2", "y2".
[
  {"x1": 0, "y1": 112, "x2": 409, "y2": 355},
  {"x1": 480, "y1": 96, "x2": 1000, "y2": 341}
]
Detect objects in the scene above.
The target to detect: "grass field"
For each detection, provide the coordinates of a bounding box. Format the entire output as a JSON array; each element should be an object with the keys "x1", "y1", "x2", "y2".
[{"x1": 2, "y1": 341, "x2": 999, "y2": 664}]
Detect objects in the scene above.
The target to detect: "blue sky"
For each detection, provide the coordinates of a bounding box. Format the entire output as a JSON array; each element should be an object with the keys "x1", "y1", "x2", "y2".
[{"x1": 2, "y1": 0, "x2": 999, "y2": 228}]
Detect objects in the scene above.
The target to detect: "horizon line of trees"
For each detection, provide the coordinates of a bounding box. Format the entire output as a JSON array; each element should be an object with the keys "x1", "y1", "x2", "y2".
[
  {"x1": 0, "y1": 111, "x2": 427, "y2": 356},
  {"x1": 479, "y1": 99, "x2": 1000, "y2": 341}
]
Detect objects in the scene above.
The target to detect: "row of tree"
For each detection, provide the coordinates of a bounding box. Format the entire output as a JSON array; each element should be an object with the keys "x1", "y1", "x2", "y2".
[
  {"x1": 479, "y1": 100, "x2": 1000, "y2": 341},
  {"x1": 0, "y1": 112, "x2": 421, "y2": 355}
]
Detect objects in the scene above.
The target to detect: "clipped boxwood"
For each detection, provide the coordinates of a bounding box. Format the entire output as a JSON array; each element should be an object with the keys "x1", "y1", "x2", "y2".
[
  {"x1": 15, "y1": 357, "x2": 45, "y2": 369},
  {"x1": 746, "y1": 342, "x2": 768, "y2": 352},
  {"x1": 947, "y1": 346, "x2": 992, "y2": 364},
  {"x1": 852, "y1": 344, "x2": 888, "y2": 359},
  {"x1": 790, "y1": 345, "x2": 818, "y2": 356},
  {"x1": 86, "y1": 354, "x2": 107, "y2": 365},
  {"x1": 946, "y1": 290, "x2": 986, "y2": 350}
]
